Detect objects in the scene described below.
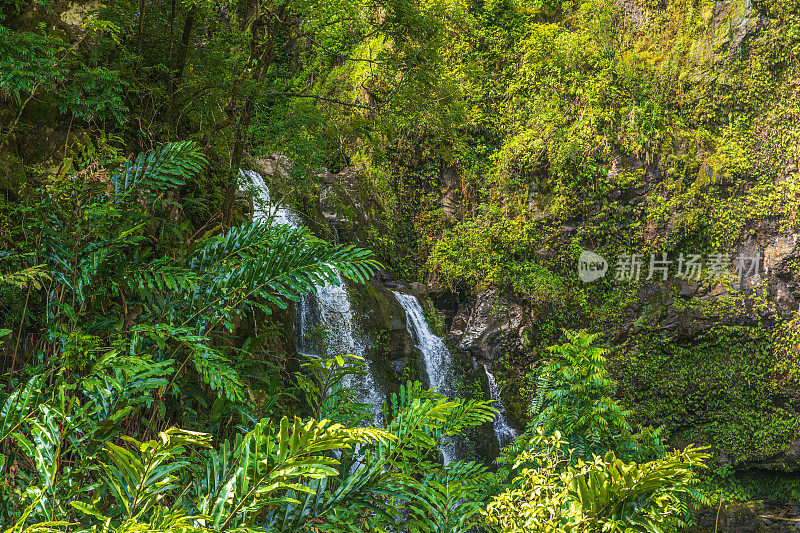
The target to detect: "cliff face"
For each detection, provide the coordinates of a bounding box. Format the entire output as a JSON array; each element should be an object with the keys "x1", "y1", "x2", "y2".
[
  {"x1": 431, "y1": 0, "x2": 800, "y2": 479},
  {"x1": 435, "y1": 173, "x2": 800, "y2": 473},
  {"x1": 294, "y1": 125, "x2": 800, "y2": 472},
  {"x1": 242, "y1": 0, "x2": 800, "y2": 493}
]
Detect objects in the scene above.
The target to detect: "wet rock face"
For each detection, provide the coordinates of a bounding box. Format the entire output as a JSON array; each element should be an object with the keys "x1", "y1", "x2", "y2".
[
  {"x1": 762, "y1": 233, "x2": 800, "y2": 317},
  {"x1": 688, "y1": 500, "x2": 800, "y2": 533},
  {"x1": 312, "y1": 165, "x2": 392, "y2": 251},
  {"x1": 609, "y1": 221, "x2": 800, "y2": 341},
  {"x1": 12, "y1": 0, "x2": 101, "y2": 41},
  {"x1": 448, "y1": 289, "x2": 528, "y2": 364},
  {"x1": 441, "y1": 165, "x2": 463, "y2": 220},
  {"x1": 348, "y1": 279, "x2": 417, "y2": 388},
  {"x1": 785, "y1": 438, "x2": 800, "y2": 466},
  {"x1": 250, "y1": 153, "x2": 294, "y2": 182}
]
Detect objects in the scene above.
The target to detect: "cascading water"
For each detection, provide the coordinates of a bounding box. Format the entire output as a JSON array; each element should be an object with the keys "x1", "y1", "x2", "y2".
[
  {"x1": 243, "y1": 168, "x2": 516, "y2": 452},
  {"x1": 393, "y1": 290, "x2": 520, "y2": 458},
  {"x1": 393, "y1": 292, "x2": 458, "y2": 464},
  {"x1": 483, "y1": 366, "x2": 518, "y2": 448},
  {"x1": 393, "y1": 293, "x2": 454, "y2": 396},
  {"x1": 307, "y1": 278, "x2": 386, "y2": 426},
  {"x1": 243, "y1": 169, "x2": 299, "y2": 227},
  {"x1": 243, "y1": 170, "x2": 386, "y2": 425}
]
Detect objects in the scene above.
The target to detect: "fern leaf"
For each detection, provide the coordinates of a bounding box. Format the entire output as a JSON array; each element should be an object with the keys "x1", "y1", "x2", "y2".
[
  {"x1": 111, "y1": 140, "x2": 206, "y2": 202},
  {"x1": 0, "y1": 264, "x2": 51, "y2": 290}
]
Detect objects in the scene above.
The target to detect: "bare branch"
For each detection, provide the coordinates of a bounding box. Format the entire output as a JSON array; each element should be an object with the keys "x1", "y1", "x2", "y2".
[{"x1": 278, "y1": 92, "x2": 377, "y2": 111}]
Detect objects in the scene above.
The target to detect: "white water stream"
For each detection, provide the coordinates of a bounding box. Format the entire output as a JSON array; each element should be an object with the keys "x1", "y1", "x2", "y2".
[
  {"x1": 244, "y1": 170, "x2": 385, "y2": 426},
  {"x1": 244, "y1": 169, "x2": 516, "y2": 452},
  {"x1": 393, "y1": 292, "x2": 458, "y2": 464},
  {"x1": 394, "y1": 291, "x2": 518, "y2": 457},
  {"x1": 483, "y1": 366, "x2": 518, "y2": 448}
]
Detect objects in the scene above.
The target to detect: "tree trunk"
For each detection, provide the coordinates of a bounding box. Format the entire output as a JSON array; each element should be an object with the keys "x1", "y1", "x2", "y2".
[
  {"x1": 136, "y1": 0, "x2": 146, "y2": 51},
  {"x1": 168, "y1": 6, "x2": 196, "y2": 131}
]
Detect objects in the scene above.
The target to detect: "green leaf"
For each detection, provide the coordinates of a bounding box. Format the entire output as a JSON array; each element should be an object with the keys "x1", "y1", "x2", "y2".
[{"x1": 69, "y1": 501, "x2": 109, "y2": 521}]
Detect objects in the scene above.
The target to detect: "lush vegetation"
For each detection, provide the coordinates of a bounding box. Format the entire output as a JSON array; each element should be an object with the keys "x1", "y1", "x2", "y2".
[{"x1": 2, "y1": 0, "x2": 797, "y2": 529}]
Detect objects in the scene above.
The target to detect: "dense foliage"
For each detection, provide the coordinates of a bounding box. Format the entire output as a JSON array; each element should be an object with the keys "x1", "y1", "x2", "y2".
[
  {"x1": 485, "y1": 431, "x2": 709, "y2": 533},
  {"x1": 2, "y1": 0, "x2": 795, "y2": 529}
]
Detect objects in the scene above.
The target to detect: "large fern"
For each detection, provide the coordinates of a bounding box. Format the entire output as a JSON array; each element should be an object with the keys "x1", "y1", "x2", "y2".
[
  {"x1": 0, "y1": 264, "x2": 51, "y2": 290},
  {"x1": 261, "y1": 381, "x2": 497, "y2": 532},
  {"x1": 110, "y1": 140, "x2": 206, "y2": 202},
  {"x1": 527, "y1": 330, "x2": 643, "y2": 461},
  {"x1": 187, "y1": 222, "x2": 380, "y2": 321},
  {"x1": 190, "y1": 417, "x2": 392, "y2": 529},
  {"x1": 404, "y1": 460, "x2": 491, "y2": 533},
  {"x1": 15, "y1": 140, "x2": 381, "y2": 412}
]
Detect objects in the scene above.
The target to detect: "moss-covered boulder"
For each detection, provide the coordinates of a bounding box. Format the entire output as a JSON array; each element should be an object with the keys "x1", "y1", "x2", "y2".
[{"x1": 348, "y1": 279, "x2": 418, "y2": 395}]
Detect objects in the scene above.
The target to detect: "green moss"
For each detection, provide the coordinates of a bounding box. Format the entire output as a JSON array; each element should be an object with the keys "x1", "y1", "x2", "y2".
[
  {"x1": 419, "y1": 295, "x2": 447, "y2": 338},
  {"x1": 613, "y1": 326, "x2": 800, "y2": 468},
  {"x1": 0, "y1": 151, "x2": 25, "y2": 193},
  {"x1": 348, "y1": 280, "x2": 405, "y2": 336}
]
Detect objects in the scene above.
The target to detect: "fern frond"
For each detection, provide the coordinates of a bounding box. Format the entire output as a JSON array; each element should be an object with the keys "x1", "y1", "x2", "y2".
[
  {"x1": 111, "y1": 140, "x2": 206, "y2": 202},
  {"x1": 186, "y1": 343, "x2": 244, "y2": 402},
  {"x1": 187, "y1": 223, "x2": 381, "y2": 319},
  {"x1": 0, "y1": 264, "x2": 51, "y2": 290},
  {"x1": 189, "y1": 221, "x2": 284, "y2": 272},
  {"x1": 192, "y1": 416, "x2": 390, "y2": 529},
  {"x1": 136, "y1": 325, "x2": 244, "y2": 402},
  {"x1": 123, "y1": 260, "x2": 200, "y2": 302},
  {"x1": 529, "y1": 369, "x2": 553, "y2": 424}
]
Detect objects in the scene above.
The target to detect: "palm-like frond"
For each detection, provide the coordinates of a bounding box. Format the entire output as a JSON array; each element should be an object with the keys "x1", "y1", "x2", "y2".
[
  {"x1": 123, "y1": 260, "x2": 200, "y2": 304},
  {"x1": 379, "y1": 381, "x2": 496, "y2": 463},
  {"x1": 187, "y1": 223, "x2": 381, "y2": 321},
  {"x1": 263, "y1": 382, "x2": 497, "y2": 532},
  {"x1": 135, "y1": 324, "x2": 244, "y2": 402},
  {"x1": 0, "y1": 264, "x2": 51, "y2": 290},
  {"x1": 111, "y1": 140, "x2": 206, "y2": 202},
  {"x1": 191, "y1": 416, "x2": 392, "y2": 529},
  {"x1": 100, "y1": 428, "x2": 212, "y2": 520},
  {"x1": 405, "y1": 461, "x2": 490, "y2": 533}
]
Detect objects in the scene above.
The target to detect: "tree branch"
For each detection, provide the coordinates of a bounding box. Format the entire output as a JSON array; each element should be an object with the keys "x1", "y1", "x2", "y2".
[{"x1": 278, "y1": 92, "x2": 376, "y2": 111}]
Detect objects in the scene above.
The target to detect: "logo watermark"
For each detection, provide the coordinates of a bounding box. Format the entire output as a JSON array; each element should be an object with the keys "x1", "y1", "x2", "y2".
[
  {"x1": 578, "y1": 250, "x2": 609, "y2": 282},
  {"x1": 577, "y1": 250, "x2": 761, "y2": 285}
]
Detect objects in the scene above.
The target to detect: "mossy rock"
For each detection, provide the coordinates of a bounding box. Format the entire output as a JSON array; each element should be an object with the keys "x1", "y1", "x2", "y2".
[
  {"x1": 612, "y1": 326, "x2": 800, "y2": 471},
  {"x1": 347, "y1": 279, "x2": 417, "y2": 393},
  {"x1": 0, "y1": 151, "x2": 26, "y2": 194}
]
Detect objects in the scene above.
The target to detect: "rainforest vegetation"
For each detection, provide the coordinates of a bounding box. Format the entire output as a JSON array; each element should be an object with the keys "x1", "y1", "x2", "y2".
[{"x1": 1, "y1": 0, "x2": 799, "y2": 530}]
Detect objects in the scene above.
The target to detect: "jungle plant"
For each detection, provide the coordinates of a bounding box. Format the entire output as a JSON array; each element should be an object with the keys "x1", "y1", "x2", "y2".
[
  {"x1": 528, "y1": 330, "x2": 665, "y2": 461},
  {"x1": 0, "y1": 140, "x2": 383, "y2": 525},
  {"x1": 484, "y1": 429, "x2": 711, "y2": 533},
  {"x1": 255, "y1": 374, "x2": 498, "y2": 532},
  {"x1": 2, "y1": 358, "x2": 496, "y2": 531},
  {"x1": 1, "y1": 139, "x2": 381, "y2": 411}
]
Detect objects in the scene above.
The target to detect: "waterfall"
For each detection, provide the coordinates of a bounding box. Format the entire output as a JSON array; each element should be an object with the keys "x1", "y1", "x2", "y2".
[
  {"x1": 243, "y1": 169, "x2": 299, "y2": 227},
  {"x1": 393, "y1": 292, "x2": 457, "y2": 464},
  {"x1": 392, "y1": 290, "x2": 519, "y2": 456},
  {"x1": 393, "y1": 292, "x2": 454, "y2": 396},
  {"x1": 243, "y1": 170, "x2": 386, "y2": 425},
  {"x1": 308, "y1": 278, "x2": 386, "y2": 426},
  {"x1": 483, "y1": 366, "x2": 518, "y2": 448}
]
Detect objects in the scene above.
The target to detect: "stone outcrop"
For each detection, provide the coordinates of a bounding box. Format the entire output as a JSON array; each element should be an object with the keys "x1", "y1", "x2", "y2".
[
  {"x1": 11, "y1": 1, "x2": 102, "y2": 41},
  {"x1": 441, "y1": 165, "x2": 463, "y2": 220},
  {"x1": 448, "y1": 289, "x2": 528, "y2": 365},
  {"x1": 250, "y1": 153, "x2": 294, "y2": 181},
  {"x1": 688, "y1": 501, "x2": 800, "y2": 533}
]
